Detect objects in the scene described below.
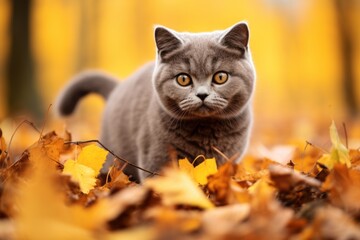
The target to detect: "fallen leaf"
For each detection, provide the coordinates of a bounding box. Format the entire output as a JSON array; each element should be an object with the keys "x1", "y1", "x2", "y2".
[
  {"x1": 202, "y1": 204, "x2": 250, "y2": 237},
  {"x1": 103, "y1": 162, "x2": 133, "y2": 192},
  {"x1": 77, "y1": 145, "x2": 108, "y2": 173},
  {"x1": 145, "y1": 168, "x2": 214, "y2": 209},
  {"x1": 178, "y1": 157, "x2": 217, "y2": 185},
  {"x1": 107, "y1": 186, "x2": 150, "y2": 221},
  {"x1": 63, "y1": 159, "x2": 97, "y2": 194},
  {"x1": 145, "y1": 207, "x2": 201, "y2": 234},
  {"x1": 248, "y1": 178, "x2": 275, "y2": 204},
  {"x1": 230, "y1": 178, "x2": 294, "y2": 239},
  {"x1": 62, "y1": 145, "x2": 108, "y2": 194},
  {"x1": 296, "y1": 206, "x2": 360, "y2": 239},
  {"x1": 0, "y1": 128, "x2": 7, "y2": 163},
  {"x1": 350, "y1": 149, "x2": 360, "y2": 167},
  {"x1": 207, "y1": 162, "x2": 236, "y2": 205},
  {"x1": 105, "y1": 227, "x2": 156, "y2": 240},
  {"x1": 318, "y1": 121, "x2": 351, "y2": 169},
  {"x1": 15, "y1": 139, "x2": 111, "y2": 240},
  {"x1": 322, "y1": 164, "x2": 360, "y2": 210},
  {"x1": 269, "y1": 164, "x2": 321, "y2": 191},
  {"x1": 292, "y1": 156, "x2": 318, "y2": 175}
]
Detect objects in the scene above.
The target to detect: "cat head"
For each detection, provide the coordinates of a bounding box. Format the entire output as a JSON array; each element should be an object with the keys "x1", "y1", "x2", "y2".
[{"x1": 152, "y1": 22, "x2": 255, "y2": 119}]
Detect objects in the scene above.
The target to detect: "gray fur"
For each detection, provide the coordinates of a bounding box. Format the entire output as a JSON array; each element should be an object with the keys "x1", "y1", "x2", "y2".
[
  {"x1": 56, "y1": 22, "x2": 256, "y2": 182},
  {"x1": 55, "y1": 71, "x2": 117, "y2": 115}
]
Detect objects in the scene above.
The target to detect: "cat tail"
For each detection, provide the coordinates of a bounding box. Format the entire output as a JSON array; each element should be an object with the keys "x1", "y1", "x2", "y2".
[{"x1": 55, "y1": 71, "x2": 118, "y2": 116}]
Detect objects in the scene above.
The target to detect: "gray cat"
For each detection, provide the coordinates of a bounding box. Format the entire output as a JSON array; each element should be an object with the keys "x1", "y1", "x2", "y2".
[{"x1": 56, "y1": 22, "x2": 256, "y2": 182}]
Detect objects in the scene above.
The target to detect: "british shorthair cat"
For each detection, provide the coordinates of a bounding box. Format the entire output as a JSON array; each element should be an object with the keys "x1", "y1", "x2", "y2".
[{"x1": 56, "y1": 22, "x2": 256, "y2": 182}]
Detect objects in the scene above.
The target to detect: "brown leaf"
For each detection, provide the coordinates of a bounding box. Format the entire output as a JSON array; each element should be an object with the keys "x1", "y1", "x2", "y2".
[
  {"x1": 228, "y1": 179, "x2": 294, "y2": 239},
  {"x1": 145, "y1": 207, "x2": 201, "y2": 236},
  {"x1": 202, "y1": 204, "x2": 250, "y2": 237},
  {"x1": 0, "y1": 151, "x2": 30, "y2": 217},
  {"x1": 107, "y1": 186, "x2": 151, "y2": 230},
  {"x1": 107, "y1": 186, "x2": 150, "y2": 219},
  {"x1": 322, "y1": 164, "x2": 360, "y2": 211},
  {"x1": 103, "y1": 161, "x2": 133, "y2": 192},
  {"x1": 295, "y1": 206, "x2": 360, "y2": 239},
  {"x1": 206, "y1": 161, "x2": 236, "y2": 205},
  {"x1": 269, "y1": 164, "x2": 321, "y2": 191},
  {"x1": 350, "y1": 149, "x2": 360, "y2": 167}
]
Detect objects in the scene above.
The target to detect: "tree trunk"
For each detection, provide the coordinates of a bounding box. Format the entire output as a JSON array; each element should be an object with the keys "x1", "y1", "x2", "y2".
[
  {"x1": 6, "y1": 0, "x2": 43, "y2": 120},
  {"x1": 335, "y1": 0, "x2": 359, "y2": 117}
]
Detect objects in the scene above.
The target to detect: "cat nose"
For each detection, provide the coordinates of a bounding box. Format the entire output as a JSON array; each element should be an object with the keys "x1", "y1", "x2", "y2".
[{"x1": 196, "y1": 93, "x2": 209, "y2": 101}]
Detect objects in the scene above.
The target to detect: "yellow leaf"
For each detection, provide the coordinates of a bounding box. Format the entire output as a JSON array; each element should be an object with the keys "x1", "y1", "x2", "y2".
[
  {"x1": 318, "y1": 121, "x2": 351, "y2": 169},
  {"x1": 178, "y1": 158, "x2": 194, "y2": 175},
  {"x1": 62, "y1": 145, "x2": 108, "y2": 194},
  {"x1": 63, "y1": 159, "x2": 97, "y2": 194},
  {"x1": 178, "y1": 157, "x2": 218, "y2": 185},
  {"x1": 145, "y1": 168, "x2": 214, "y2": 209},
  {"x1": 77, "y1": 145, "x2": 108, "y2": 173},
  {"x1": 16, "y1": 141, "x2": 111, "y2": 240}
]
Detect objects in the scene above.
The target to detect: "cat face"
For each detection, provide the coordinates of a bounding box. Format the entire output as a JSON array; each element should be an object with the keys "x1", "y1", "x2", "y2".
[{"x1": 152, "y1": 22, "x2": 255, "y2": 119}]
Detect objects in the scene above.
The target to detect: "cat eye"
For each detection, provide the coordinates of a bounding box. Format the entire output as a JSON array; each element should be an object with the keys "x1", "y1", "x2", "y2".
[
  {"x1": 176, "y1": 74, "x2": 192, "y2": 86},
  {"x1": 213, "y1": 71, "x2": 229, "y2": 84}
]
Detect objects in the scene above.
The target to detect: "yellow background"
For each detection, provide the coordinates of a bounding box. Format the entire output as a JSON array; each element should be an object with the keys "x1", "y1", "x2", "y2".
[{"x1": 0, "y1": 0, "x2": 360, "y2": 144}]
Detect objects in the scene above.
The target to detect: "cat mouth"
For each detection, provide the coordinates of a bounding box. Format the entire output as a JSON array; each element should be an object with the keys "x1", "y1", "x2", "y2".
[{"x1": 192, "y1": 104, "x2": 218, "y2": 117}]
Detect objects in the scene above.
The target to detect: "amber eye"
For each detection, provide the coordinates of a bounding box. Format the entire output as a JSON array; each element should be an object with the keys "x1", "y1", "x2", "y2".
[
  {"x1": 213, "y1": 71, "x2": 229, "y2": 84},
  {"x1": 176, "y1": 74, "x2": 192, "y2": 86}
]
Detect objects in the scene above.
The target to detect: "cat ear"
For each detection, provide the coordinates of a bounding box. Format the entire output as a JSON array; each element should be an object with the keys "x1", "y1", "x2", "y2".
[
  {"x1": 154, "y1": 26, "x2": 182, "y2": 59},
  {"x1": 220, "y1": 22, "x2": 249, "y2": 53}
]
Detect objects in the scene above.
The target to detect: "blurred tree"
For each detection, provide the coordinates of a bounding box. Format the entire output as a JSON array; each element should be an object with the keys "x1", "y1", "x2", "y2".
[
  {"x1": 335, "y1": 0, "x2": 359, "y2": 117},
  {"x1": 5, "y1": 0, "x2": 43, "y2": 120},
  {"x1": 77, "y1": 0, "x2": 99, "y2": 69}
]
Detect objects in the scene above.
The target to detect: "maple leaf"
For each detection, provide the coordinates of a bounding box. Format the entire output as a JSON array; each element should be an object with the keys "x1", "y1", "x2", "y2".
[
  {"x1": 63, "y1": 145, "x2": 108, "y2": 194},
  {"x1": 178, "y1": 157, "x2": 217, "y2": 185},
  {"x1": 318, "y1": 121, "x2": 350, "y2": 169},
  {"x1": 145, "y1": 168, "x2": 214, "y2": 209}
]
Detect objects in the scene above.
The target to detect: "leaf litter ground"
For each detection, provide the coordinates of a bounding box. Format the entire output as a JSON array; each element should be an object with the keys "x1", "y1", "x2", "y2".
[{"x1": 1, "y1": 121, "x2": 360, "y2": 239}]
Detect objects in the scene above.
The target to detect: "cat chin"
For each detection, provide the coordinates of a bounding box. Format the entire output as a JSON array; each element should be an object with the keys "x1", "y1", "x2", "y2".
[{"x1": 182, "y1": 108, "x2": 226, "y2": 119}]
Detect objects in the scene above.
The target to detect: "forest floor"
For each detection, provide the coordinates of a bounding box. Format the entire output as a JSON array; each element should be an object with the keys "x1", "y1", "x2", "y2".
[{"x1": 1, "y1": 119, "x2": 360, "y2": 239}]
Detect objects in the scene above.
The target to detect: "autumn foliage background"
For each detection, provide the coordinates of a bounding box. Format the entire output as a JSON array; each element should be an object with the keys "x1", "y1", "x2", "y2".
[
  {"x1": 0, "y1": 0, "x2": 359, "y2": 144},
  {"x1": 1, "y1": 0, "x2": 360, "y2": 239}
]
